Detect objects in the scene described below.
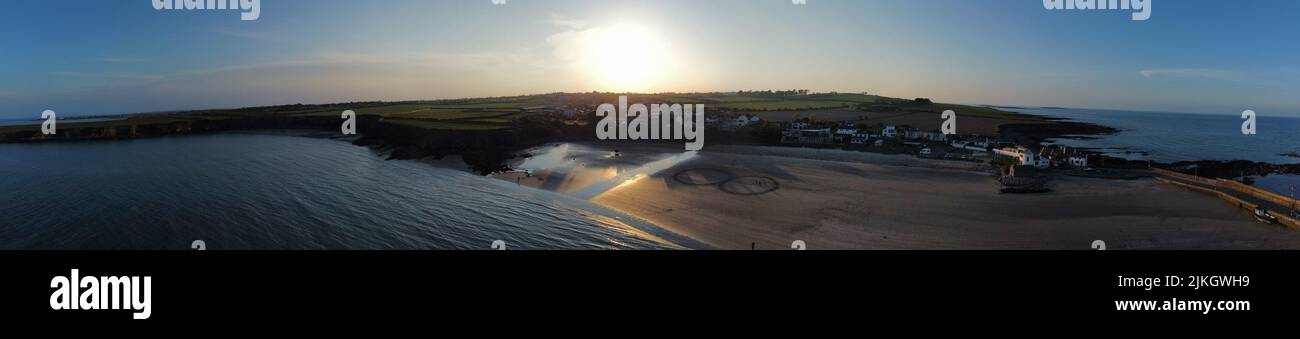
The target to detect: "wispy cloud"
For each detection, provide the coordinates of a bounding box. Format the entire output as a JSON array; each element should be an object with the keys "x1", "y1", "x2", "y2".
[
  {"x1": 1139, "y1": 68, "x2": 1289, "y2": 87},
  {"x1": 548, "y1": 13, "x2": 587, "y2": 30},
  {"x1": 210, "y1": 28, "x2": 288, "y2": 44},
  {"x1": 56, "y1": 71, "x2": 164, "y2": 81}
]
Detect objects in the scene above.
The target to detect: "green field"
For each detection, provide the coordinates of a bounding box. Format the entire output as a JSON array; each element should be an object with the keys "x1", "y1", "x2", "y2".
[
  {"x1": 383, "y1": 118, "x2": 511, "y2": 131},
  {"x1": 671, "y1": 93, "x2": 887, "y2": 111},
  {"x1": 0, "y1": 117, "x2": 189, "y2": 133},
  {"x1": 900, "y1": 103, "x2": 1041, "y2": 122},
  {"x1": 352, "y1": 104, "x2": 524, "y2": 130},
  {"x1": 2, "y1": 92, "x2": 1039, "y2": 136},
  {"x1": 713, "y1": 100, "x2": 853, "y2": 111},
  {"x1": 279, "y1": 103, "x2": 527, "y2": 131}
]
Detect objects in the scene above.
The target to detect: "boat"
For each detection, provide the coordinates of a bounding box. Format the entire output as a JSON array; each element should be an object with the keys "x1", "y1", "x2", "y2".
[{"x1": 1255, "y1": 207, "x2": 1278, "y2": 224}]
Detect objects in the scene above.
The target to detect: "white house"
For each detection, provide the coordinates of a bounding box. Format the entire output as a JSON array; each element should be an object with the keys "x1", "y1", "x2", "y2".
[
  {"x1": 882, "y1": 125, "x2": 897, "y2": 138},
  {"x1": 995, "y1": 146, "x2": 1050, "y2": 169},
  {"x1": 787, "y1": 121, "x2": 810, "y2": 129},
  {"x1": 833, "y1": 127, "x2": 859, "y2": 143},
  {"x1": 781, "y1": 128, "x2": 833, "y2": 144},
  {"x1": 851, "y1": 132, "x2": 870, "y2": 144},
  {"x1": 904, "y1": 129, "x2": 947, "y2": 142},
  {"x1": 950, "y1": 139, "x2": 989, "y2": 152},
  {"x1": 735, "y1": 114, "x2": 762, "y2": 127}
]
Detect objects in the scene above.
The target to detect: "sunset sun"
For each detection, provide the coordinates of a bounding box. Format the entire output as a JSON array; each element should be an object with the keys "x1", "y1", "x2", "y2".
[{"x1": 583, "y1": 24, "x2": 671, "y2": 92}]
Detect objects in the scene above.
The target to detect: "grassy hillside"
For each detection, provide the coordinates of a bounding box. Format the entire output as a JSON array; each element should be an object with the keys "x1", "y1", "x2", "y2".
[{"x1": 2, "y1": 91, "x2": 1049, "y2": 136}]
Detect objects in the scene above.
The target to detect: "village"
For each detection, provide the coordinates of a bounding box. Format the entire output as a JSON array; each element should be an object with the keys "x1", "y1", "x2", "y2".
[
  {"x1": 687, "y1": 103, "x2": 1141, "y2": 194},
  {"x1": 526, "y1": 93, "x2": 1145, "y2": 194}
]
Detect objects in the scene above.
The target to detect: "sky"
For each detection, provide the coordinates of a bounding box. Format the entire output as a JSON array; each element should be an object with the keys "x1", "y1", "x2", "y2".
[{"x1": 2, "y1": 0, "x2": 1299, "y2": 119}]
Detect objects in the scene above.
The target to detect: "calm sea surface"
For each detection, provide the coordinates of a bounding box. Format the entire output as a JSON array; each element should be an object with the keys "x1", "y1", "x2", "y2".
[
  {"x1": 0, "y1": 132, "x2": 691, "y2": 249},
  {"x1": 0, "y1": 117, "x2": 123, "y2": 127},
  {"x1": 1011, "y1": 107, "x2": 1300, "y2": 195}
]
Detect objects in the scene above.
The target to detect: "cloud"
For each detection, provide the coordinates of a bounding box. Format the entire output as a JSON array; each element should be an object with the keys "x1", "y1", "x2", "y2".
[
  {"x1": 548, "y1": 13, "x2": 587, "y2": 30},
  {"x1": 210, "y1": 28, "x2": 290, "y2": 44},
  {"x1": 546, "y1": 28, "x2": 594, "y2": 63},
  {"x1": 1139, "y1": 68, "x2": 1290, "y2": 87},
  {"x1": 56, "y1": 72, "x2": 164, "y2": 81}
]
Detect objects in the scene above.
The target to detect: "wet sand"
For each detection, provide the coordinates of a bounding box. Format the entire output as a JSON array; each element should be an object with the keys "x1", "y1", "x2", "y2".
[{"x1": 498, "y1": 143, "x2": 1300, "y2": 250}]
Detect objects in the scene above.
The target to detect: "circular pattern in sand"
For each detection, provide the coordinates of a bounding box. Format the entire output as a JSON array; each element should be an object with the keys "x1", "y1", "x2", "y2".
[
  {"x1": 673, "y1": 168, "x2": 734, "y2": 186},
  {"x1": 719, "y1": 176, "x2": 781, "y2": 196},
  {"x1": 672, "y1": 168, "x2": 781, "y2": 196}
]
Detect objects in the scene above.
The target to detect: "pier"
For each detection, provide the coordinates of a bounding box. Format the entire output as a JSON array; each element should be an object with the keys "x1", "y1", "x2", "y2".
[{"x1": 1153, "y1": 168, "x2": 1300, "y2": 229}]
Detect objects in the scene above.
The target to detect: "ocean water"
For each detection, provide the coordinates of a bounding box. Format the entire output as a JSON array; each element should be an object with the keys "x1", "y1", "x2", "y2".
[
  {"x1": 0, "y1": 132, "x2": 691, "y2": 249},
  {"x1": 0, "y1": 117, "x2": 123, "y2": 127},
  {"x1": 1011, "y1": 107, "x2": 1300, "y2": 196},
  {"x1": 1010, "y1": 108, "x2": 1300, "y2": 164}
]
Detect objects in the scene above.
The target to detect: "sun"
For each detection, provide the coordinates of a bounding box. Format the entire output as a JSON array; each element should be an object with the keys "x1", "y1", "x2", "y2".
[{"x1": 582, "y1": 24, "x2": 671, "y2": 92}]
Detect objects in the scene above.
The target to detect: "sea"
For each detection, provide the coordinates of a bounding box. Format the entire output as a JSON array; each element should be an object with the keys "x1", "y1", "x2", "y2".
[
  {"x1": 0, "y1": 132, "x2": 693, "y2": 249},
  {"x1": 0, "y1": 117, "x2": 123, "y2": 127},
  {"x1": 1009, "y1": 107, "x2": 1300, "y2": 196}
]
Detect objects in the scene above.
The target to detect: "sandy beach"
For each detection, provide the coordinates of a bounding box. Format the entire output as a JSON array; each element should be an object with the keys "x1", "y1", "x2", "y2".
[{"x1": 495, "y1": 143, "x2": 1300, "y2": 250}]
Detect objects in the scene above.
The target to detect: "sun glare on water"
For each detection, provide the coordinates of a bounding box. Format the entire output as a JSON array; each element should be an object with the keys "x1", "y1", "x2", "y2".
[{"x1": 582, "y1": 24, "x2": 672, "y2": 92}]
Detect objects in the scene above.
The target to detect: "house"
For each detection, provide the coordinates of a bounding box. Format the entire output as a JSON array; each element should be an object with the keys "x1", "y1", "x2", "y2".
[
  {"x1": 881, "y1": 125, "x2": 897, "y2": 138},
  {"x1": 903, "y1": 129, "x2": 947, "y2": 142},
  {"x1": 833, "y1": 126, "x2": 859, "y2": 144},
  {"x1": 735, "y1": 114, "x2": 762, "y2": 127},
  {"x1": 851, "y1": 132, "x2": 870, "y2": 144},
  {"x1": 995, "y1": 146, "x2": 1050, "y2": 169},
  {"x1": 781, "y1": 128, "x2": 833, "y2": 144},
  {"x1": 787, "y1": 121, "x2": 810, "y2": 130},
  {"x1": 951, "y1": 138, "x2": 991, "y2": 152}
]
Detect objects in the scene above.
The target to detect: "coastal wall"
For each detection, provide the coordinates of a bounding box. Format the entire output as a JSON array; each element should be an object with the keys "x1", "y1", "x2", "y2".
[
  {"x1": 1219, "y1": 179, "x2": 1297, "y2": 210},
  {"x1": 1153, "y1": 168, "x2": 1218, "y2": 185},
  {"x1": 1153, "y1": 168, "x2": 1300, "y2": 229}
]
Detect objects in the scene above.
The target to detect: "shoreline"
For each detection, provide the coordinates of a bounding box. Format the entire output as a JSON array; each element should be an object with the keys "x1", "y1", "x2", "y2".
[
  {"x1": 498, "y1": 142, "x2": 1300, "y2": 250},
  {"x1": 9, "y1": 98, "x2": 1300, "y2": 250},
  {"x1": 7, "y1": 126, "x2": 1300, "y2": 250}
]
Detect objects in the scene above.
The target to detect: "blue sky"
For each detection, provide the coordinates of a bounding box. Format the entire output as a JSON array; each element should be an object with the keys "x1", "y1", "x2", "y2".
[{"x1": 2, "y1": 0, "x2": 1298, "y2": 119}]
